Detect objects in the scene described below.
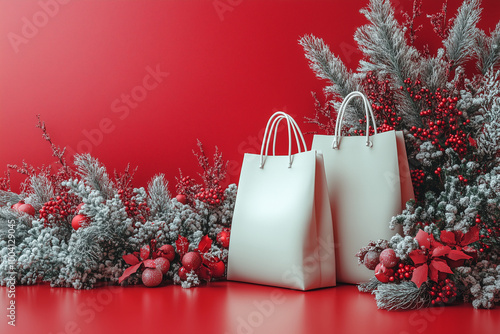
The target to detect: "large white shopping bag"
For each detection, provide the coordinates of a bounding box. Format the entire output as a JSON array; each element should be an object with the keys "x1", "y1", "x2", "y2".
[
  {"x1": 227, "y1": 112, "x2": 336, "y2": 290},
  {"x1": 312, "y1": 91, "x2": 414, "y2": 284}
]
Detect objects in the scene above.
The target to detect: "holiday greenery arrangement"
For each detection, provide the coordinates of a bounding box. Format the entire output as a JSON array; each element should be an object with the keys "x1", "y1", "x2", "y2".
[
  {"x1": 300, "y1": 0, "x2": 499, "y2": 309},
  {"x1": 1, "y1": 0, "x2": 499, "y2": 313},
  {"x1": 0, "y1": 116, "x2": 236, "y2": 289}
]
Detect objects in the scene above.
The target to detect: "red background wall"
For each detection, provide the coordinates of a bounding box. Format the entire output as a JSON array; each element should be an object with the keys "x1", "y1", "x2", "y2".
[{"x1": 1, "y1": 0, "x2": 499, "y2": 193}]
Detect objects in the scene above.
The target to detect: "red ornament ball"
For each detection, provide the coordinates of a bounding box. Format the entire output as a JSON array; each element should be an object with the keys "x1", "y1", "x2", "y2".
[
  {"x1": 17, "y1": 203, "x2": 36, "y2": 216},
  {"x1": 182, "y1": 252, "x2": 202, "y2": 271},
  {"x1": 11, "y1": 201, "x2": 24, "y2": 211},
  {"x1": 210, "y1": 261, "x2": 226, "y2": 278},
  {"x1": 363, "y1": 251, "x2": 380, "y2": 270},
  {"x1": 216, "y1": 229, "x2": 230, "y2": 249},
  {"x1": 71, "y1": 214, "x2": 89, "y2": 231},
  {"x1": 178, "y1": 266, "x2": 188, "y2": 281},
  {"x1": 158, "y1": 244, "x2": 175, "y2": 262},
  {"x1": 141, "y1": 268, "x2": 163, "y2": 287},
  {"x1": 175, "y1": 194, "x2": 187, "y2": 205},
  {"x1": 379, "y1": 248, "x2": 398, "y2": 268},
  {"x1": 154, "y1": 257, "x2": 170, "y2": 274}
]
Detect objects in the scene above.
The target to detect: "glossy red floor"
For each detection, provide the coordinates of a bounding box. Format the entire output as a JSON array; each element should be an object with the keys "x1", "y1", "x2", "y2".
[{"x1": 1, "y1": 282, "x2": 499, "y2": 334}]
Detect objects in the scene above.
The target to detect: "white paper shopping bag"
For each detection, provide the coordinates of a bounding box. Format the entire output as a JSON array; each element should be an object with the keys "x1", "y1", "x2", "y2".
[
  {"x1": 228, "y1": 112, "x2": 336, "y2": 290},
  {"x1": 312, "y1": 91, "x2": 413, "y2": 284}
]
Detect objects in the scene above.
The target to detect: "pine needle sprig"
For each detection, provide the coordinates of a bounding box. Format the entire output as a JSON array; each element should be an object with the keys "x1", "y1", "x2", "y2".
[
  {"x1": 299, "y1": 35, "x2": 363, "y2": 127},
  {"x1": 74, "y1": 154, "x2": 115, "y2": 200},
  {"x1": 475, "y1": 21, "x2": 500, "y2": 75},
  {"x1": 147, "y1": 174, "x2": 171, "y2": 218},
  {"x1": 373, "y1": 281, "x2": 432, "y2": 310},
  {"x1": 355, "y1": 0, "x2": 422, "y2": 126},
  {"x1": 444, "y1": 0, "x2": 482, "y2": 69},
  {"x1": 25, "y1": 174, "x2": 55, "y2": 210},
  {"x1": 358, "y1": 277, "x2": 382, "y2": 293},
  {"x1": 299, "y1": 34, "x2": 359, "y2": 99}
]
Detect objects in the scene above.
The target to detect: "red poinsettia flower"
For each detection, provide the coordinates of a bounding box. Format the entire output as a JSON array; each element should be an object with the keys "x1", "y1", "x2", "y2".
[
  {"x1": 119, "y1": 239, "x2": 170, "y2": 284},
  {"x1": 409, "y1": 230, "x2": 472, "y2": 288},
  {"x1": 176, "y1": 234, "x2": 226, "y2": 281},
  {"x1": 440, "y1": 226, "x2": 479, "y2": 267}
]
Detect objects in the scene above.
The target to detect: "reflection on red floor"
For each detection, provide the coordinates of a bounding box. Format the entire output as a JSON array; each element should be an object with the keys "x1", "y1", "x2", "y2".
[{"x1": 1, "y1": 282, "x2": 499, "y2": 334}]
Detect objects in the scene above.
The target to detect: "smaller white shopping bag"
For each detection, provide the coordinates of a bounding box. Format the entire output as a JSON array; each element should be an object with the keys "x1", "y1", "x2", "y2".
[
  {"x1": 312, "y1": 91, "x2": 412, "y2": 284},
  {"x1": 227, "y1": 112, "x2": 336, "y2": 290}
]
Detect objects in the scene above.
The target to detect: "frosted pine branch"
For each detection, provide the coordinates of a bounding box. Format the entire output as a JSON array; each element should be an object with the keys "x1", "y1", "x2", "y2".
[
  {"x1": 444, "y1": 0, "x2": 482, "y2": 68},
  {"x1": 358, "y1": 277, "x2": 381, "y2": 293},
  {"x1": 25, "y1": 174, "x2": 54, "y2": 210},
  {"x1": 475, "y1": 21, "x2": 500, "y2": 74},
  {"x1": 147, "y1": 174, "x2": 171, "y2": 218},
  {"x1": 0, "y1": 190, "x2": 21, "y2": 207},
  {"x1": 74, "y1": 154, "x2": 115, "y2": 200},
  {"x1": 374, "y1": 281, "x2": 431, "y2": 310},
  {"x1": 419, "y1": 49, "x2": 449, "y2": 91},
  {"x1": 355, "y1": 0, "x2": 421, "y2": 126},
  {"x1": 299, "y1": 34, "x2": 359, "y2": 99},
  {"x1": 299, "y1": 35, "x2": 363, "y2": 128}
]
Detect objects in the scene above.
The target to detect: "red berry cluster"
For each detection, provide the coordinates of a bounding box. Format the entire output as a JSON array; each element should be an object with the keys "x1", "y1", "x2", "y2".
[
  {"x1": 175, "y1": 175, "x2": 199, "y2": 205},
  {"x1": 356, "y1": 72, "x2": 402, "y2": 136},
  {"x1": 195, "y1": 183, "x2": 225, "y2": 206},
  {"x1": 429, "y1": 279, "x2": 457, "y2": 305},
  {"x1": 390, "y1": 262, "x2": 416, "y2": 282},
  {"x1": 477, "y1": 215, "x2": 500, "y2": 253},
  {"x1": 39, "y1": 192, "x2": 80, "y2": 227},
  {"x1": 410, "y1": 169, "x2": 425, "y2": 200},
  {"x1": 117, "y1": 189, "x2": 150, "y2": 223},
  {"x1": 402, "y1": 79, "x2": 471, "y2": 157}
]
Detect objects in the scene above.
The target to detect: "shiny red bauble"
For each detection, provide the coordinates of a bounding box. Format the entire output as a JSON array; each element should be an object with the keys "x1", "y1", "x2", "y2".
[
  {"x1": 182, "y1": 252, "x2": 202, "y2": 271},
  {"x1": 363, "y1": 251, "x2": 380, "y2": 270},
  {"x1": 141, "y1": 268, "x2": 163, "y2": 287},
  {"x1": 17, "y1": 203, "x2": 36, "y2": 216},
  {"x1": 379, "y1": 248, "x2": 398, "y2": 268},
  {"x1": 11, "y1": 201, "x2": 24, "y2": 211},
  {"x1": 158, "y1": 244, "x2": 175, "y2": 262},
  {"x1": 175, "y1": 194, "x2": 187, "y2": 205},
  {"x1": 71, "y1": 214, "x2": 89, "y2": 231},
  {"x1": 154, "y1": 257, "x2": 170, "y2": 275},
  {"x1": 210, "y1": 261, "x2": 225, "y2": 278}
]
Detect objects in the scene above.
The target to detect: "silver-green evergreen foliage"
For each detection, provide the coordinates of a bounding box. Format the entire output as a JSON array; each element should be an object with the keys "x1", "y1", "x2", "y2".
[
  {"x1": 475, "y1": 22, "x2": 500, "y2": 74},
  {"x1": 0, "y1": 190, "x2": 22, "y2": 207},
  {"x1": 147, "y1": 174, "x2": 171, "y2": 219},
  {"x1": 299, "y1": 35, "x2": 359, "y2": 98},
  {"x1": 25, "y1": 174, "x2": 54, "y2": 210},
  {"x1": 74, "y1": 153, "x2": 115, "y2": 200},
  {"x1": 456, "y1": 259, "x2": 500, "y2": 309},
  {"x1": 355, "y1": 0, "x2": 422, "y2": 126},
  {"x1": 444, "y1": 0, "x2": 482, "y2": 68},
  {"x1": 373, "y1": 281, "x2": 431, "y2": 310}
]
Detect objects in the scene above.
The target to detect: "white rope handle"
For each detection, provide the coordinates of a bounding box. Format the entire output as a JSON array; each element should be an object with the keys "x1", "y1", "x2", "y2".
[
  {"x1": 259, "y1": 112, "x2": 307, "y2": 168},
  {"x1": 332, "y1": 91, "x2": 378, "y2": 149}
]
